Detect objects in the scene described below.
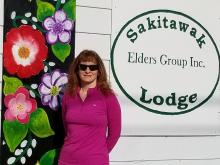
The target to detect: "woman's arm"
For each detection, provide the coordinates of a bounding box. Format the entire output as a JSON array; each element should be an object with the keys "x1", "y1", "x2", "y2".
[{"x1": 106, "y1": 93, "x2": 121, "y2": 153}]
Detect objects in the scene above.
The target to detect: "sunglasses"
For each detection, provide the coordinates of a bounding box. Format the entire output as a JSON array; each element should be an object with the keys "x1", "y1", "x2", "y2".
[{"x1": 79, "y1": 64, "x2": 99, "y2": 71}]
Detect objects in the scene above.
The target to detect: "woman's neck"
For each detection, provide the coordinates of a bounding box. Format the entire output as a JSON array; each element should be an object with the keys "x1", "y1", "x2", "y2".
[
  {"x1": 79, "y1": 82, "x2": 97, "y2": 101},
  {"x1": 80, "y1": 82, "x2": 97, "y2": 92}
]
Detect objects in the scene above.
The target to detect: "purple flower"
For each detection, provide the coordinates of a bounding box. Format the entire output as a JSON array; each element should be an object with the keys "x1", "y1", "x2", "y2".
[
  {"x1": 38, "y1": 69, "x2": 68, "y2": 110},
  {"x1": 43, "y1": 10, "x2": 74, "y2": 44}
]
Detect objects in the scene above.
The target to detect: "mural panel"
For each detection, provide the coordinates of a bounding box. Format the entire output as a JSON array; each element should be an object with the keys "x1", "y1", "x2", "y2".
[{"x1": 1, "y1": 0, "x2": 75, "y2": 164}]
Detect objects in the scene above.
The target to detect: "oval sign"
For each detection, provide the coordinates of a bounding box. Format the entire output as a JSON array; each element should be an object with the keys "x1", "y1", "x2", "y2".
[{"x1": 111, "y1": 10, "x2": 220, "y2": 115}]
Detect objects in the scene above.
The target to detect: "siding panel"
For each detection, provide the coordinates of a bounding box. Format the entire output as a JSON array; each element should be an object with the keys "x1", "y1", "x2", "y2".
[
  {"x1": 0, "y1": 0, "x2": 3, "y2": 25},
  {"x1": 110, "y1": 159, "x2": 220, "y2": 165},
  {"x1": 0, "y1": 26, "x2": 3, "y2": 54},
  {"x1": 76, "y1": 6, "x2": 111, "y2": 34},
  {"x1": 75, "y1": 32, "x2": 111, "y2": 60},
  {"x1": 110, "y1": 136, "x2": 220, "y2": 164},
  {"x1": 77, "y1": 0, "x2": 111, "y2": 9}
]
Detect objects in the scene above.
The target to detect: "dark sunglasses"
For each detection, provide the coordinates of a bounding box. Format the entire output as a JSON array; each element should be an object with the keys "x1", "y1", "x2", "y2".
[{"x1": 79, "y1": 64, "x2": 99, "y2": 71}]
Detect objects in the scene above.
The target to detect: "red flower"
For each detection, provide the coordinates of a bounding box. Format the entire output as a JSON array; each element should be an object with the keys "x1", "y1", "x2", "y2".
[
  {"x1": 3, "y1": 25, "x2": 48, "y2": 78},
  {"x1": 4, "y1": 87, "x2": 37, "y2": 124}
]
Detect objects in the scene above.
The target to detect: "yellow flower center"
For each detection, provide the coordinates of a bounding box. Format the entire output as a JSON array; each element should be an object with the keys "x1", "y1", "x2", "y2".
[
  {"x1": 50, "y1": 86, "x2": 60, "y2": 96},
  {"x1": 18, "y1": 46, "x2": 30, "y2": 59},
  {"x1": 17, "y1": 104, "x2": 24, "y2": 112},
  {"x1": 35, "y1": 161, "x2": 40, "y2": 165}
]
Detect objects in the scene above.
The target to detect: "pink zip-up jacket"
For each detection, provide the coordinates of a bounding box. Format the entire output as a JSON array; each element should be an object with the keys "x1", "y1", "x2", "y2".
[{"x1": 58, "y1": 87, "x2": 121, "y2": 165}]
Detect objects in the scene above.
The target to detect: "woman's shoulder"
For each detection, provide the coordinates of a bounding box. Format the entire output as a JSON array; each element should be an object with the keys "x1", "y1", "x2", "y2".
[
  {"x1": 104, "y1": 91, "x2": 119, "y2": 102},
  {"x1": 104, "y1": 91, "x2": 121, "y2": 111},
  {"x1": 62, "y1": 91, "x2": 73, "y2": 101}
]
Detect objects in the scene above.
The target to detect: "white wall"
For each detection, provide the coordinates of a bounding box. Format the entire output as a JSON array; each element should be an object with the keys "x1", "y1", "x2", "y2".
[{"x1": 1, "y1": 0, "x2": 220, "y2": 164}]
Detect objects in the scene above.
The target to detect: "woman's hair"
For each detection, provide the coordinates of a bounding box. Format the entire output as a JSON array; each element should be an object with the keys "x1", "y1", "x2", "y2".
[{"x1": 66, "y1": 49, "x2": 113, "y2": 95}]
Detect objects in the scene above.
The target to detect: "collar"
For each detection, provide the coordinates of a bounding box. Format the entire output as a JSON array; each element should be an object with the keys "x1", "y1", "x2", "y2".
[{"x1": 77, "y1": 86, "x2": 99, "y2": 96}]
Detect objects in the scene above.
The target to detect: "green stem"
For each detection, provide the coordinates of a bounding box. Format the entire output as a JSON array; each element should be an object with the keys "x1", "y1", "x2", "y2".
[
  {"x1": 55, "y1": 0, "x2": 62, "y2": 10},
  {"x1": 11, "y1": 133, "x2": 33, "y2": 165},
  {"x1": 44, "y1": 61, "x2": 52, "y2": 73},
  {"x1": 24, "y1": 84, "x2": 41, "y2": 98},
  {"x1": 13, "y1": 15, "x2": 46, "y2": 33}
]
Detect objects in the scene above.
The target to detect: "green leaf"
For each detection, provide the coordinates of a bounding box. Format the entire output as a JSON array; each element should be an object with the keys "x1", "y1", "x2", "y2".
[
  {"x1": 3, "y1": 120, "x2": 28, "y2": 152},
  {"x1": 63, "y1": 0, "x2": 76, "y2": 20},
  {"x1": 51, "y1": 42, "x2": 71, "y2": 62},
  {"x1": 3, "y1": 75, "x2": 23, "y2": 95},
  {"x1": 40, "y1": 149, "x2": 57, "y2": 165},
  {"x1": 36, "y1": 0, "x2": 55, "y2": 22},
  {"x1": 29, "y1": 108, "x2": 55, "y2": 138}
]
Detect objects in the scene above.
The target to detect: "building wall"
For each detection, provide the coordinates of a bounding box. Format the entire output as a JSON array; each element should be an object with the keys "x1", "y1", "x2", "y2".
[{"x1": 1, "y1": 0, "x2": 220, "y2": 164}]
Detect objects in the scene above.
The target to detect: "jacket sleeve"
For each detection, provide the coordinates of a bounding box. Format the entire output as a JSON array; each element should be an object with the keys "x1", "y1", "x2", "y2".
[{"x1": 106, "y1": 93, "x2": 121, "y2": 153}]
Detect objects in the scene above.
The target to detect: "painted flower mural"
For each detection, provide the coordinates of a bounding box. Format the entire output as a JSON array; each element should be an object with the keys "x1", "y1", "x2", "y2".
[
  {"x1": 43, "y1": 10, "x2": 73, "y2": 44},
  {"x1": 3, "y1": 25, "x2": 48, "y2": 78},
  {"x1": 4, "y1": 87, "x2": 37, "y2": 124},
  {"x1": 39, "y1": 70, "x2": 68, "y2": 110},
  {"x1": 1, "y1": 0, "x2": 75, "y2": 164}
]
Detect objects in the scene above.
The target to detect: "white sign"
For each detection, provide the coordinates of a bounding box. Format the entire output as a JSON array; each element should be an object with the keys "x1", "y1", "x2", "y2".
[{"x1": 111, "y1": 0, "x2": 220, "y2": 135}]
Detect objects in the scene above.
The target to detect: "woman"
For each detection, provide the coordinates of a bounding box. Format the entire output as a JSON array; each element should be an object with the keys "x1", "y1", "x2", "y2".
[{"x1": 59, "y1": 50, "x2": 121, "y2": 165}]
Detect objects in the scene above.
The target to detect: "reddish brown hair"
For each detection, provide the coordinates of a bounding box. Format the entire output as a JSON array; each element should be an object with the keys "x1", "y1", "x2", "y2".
[{"x1": 66, "y1": 49, "x2": 113, "y2": 95}]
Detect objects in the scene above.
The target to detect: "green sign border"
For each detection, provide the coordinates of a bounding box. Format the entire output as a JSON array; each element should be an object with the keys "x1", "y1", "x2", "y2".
[{"x1": 111, "y1": 9, "x2": 220, "y2": 115}]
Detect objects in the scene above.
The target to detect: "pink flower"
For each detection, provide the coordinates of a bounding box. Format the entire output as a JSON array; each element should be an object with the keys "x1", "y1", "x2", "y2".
[{"x1": 4, "y1": 87, "x2": 37, "y2": 124}]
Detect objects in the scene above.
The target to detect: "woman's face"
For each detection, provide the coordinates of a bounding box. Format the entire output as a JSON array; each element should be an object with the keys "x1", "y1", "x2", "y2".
[{"x1": 78, "y1": 61, "x2": 99, "y2": 86}]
